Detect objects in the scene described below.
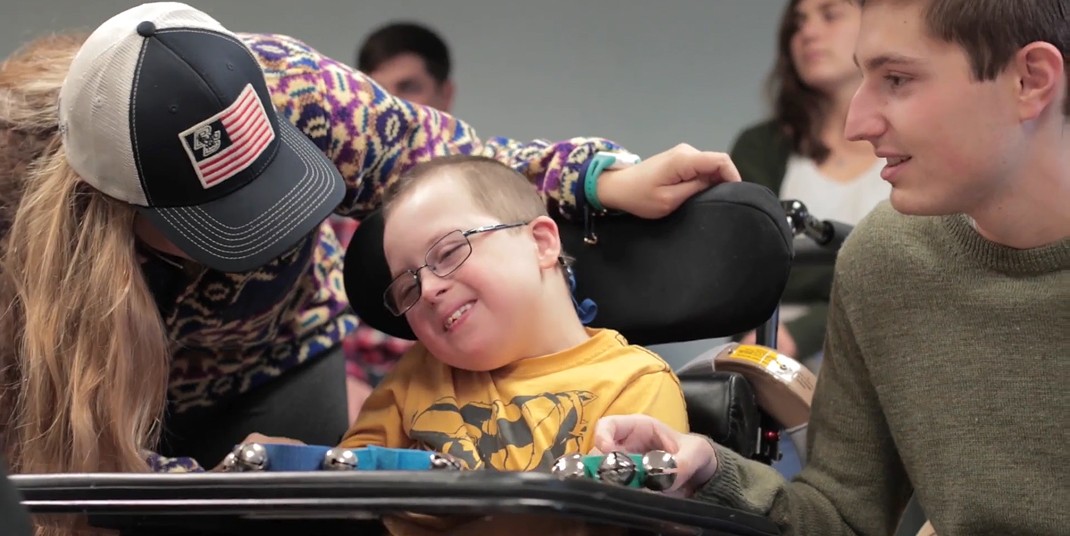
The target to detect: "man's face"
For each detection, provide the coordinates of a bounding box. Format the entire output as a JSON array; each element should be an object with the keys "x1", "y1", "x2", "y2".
[
  {"x1": 369, "y1": 52, "x2": 454, "y2": 112},
  {"x1": 844, "y1": 0, "x2": 1023, "y2": 216}
]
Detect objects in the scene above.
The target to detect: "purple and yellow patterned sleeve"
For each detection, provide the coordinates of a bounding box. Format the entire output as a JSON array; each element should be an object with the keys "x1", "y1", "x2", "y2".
[
  {"x1": 144, "y1": 451, "x2": 205, "y2": 473},
  {"x1": 243, "y1": 33, "x2": 623, "y2": 220}
]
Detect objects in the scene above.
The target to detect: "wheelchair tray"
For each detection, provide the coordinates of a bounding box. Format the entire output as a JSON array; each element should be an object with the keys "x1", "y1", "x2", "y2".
[{"x1": 13, "y1": 471, "x2": 779, "y2": 536}]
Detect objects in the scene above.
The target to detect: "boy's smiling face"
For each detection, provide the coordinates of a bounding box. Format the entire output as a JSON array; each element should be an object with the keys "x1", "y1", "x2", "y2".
[{"x1": 382, "y1": 173, "x2": 558, "y2": 371}]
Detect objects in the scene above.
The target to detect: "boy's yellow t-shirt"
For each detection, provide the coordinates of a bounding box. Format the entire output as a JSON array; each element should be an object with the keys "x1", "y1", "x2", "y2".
[{"x1": 339, "y1": 328, "x2": 689, "y2": 471}]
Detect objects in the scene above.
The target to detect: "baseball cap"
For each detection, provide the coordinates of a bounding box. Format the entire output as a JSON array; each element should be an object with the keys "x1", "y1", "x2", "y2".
[{"x1": 58, "y1": 2, "x2": 345, "y2": 272}]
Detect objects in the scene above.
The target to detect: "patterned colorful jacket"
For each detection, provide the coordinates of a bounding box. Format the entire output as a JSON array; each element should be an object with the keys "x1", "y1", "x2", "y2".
[{"x1": 144, "y1": 33, "x2": 620, "y2": 474}]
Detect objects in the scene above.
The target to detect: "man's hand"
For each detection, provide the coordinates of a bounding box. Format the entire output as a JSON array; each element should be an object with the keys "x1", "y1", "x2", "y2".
[{"x1": 593, "y1": 414, "x2": 720, "y2": 497}]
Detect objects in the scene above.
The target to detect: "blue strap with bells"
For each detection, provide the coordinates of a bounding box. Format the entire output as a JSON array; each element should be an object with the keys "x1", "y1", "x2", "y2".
[
  {"x1": 260, "y1": 444, "x2": 332, "y2": 471},
  {"x1": 222, "y1": 443, "x2": 463, "y2": 472}
]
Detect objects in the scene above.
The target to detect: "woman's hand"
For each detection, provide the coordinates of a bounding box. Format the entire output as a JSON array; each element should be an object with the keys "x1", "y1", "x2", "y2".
[
  {"x1": 597, "y1": 144, "x2": 741, "y2": 219},
  {"x1": 210, "y1": 432, "x2": 306, "y2": 471},
  {"x1": 593, "y1": 414, "x2": 720, "y2": 497}
]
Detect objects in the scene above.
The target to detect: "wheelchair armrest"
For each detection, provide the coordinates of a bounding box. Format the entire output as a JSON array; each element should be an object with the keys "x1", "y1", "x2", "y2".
[{"x1": 679, "y1": 371, "x2": 760, "y2": 459}]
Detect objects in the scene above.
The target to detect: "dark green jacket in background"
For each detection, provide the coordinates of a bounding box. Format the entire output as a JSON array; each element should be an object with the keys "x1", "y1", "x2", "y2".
[{"x1": 729, "y1": 120, "x2": 834, "y2": 360}]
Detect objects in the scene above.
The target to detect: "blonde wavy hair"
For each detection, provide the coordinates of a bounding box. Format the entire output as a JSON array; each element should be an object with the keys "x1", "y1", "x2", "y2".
[{"x1": 0, "y1": 34, "x2": 171, "y2": 533}]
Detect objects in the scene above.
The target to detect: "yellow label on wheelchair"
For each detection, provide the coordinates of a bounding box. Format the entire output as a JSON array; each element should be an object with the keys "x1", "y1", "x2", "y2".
[{"x1": 727, "y1": 344, "x2": 778, "y2": 367}]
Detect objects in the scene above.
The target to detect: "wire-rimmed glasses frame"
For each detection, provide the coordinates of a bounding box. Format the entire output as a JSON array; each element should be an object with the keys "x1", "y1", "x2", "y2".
[{"x1": 383, "y1": 221, "x2": 530, "y2": 316}]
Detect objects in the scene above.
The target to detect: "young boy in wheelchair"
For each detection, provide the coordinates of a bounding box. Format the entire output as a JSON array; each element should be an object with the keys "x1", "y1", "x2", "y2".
[{"x1": 337, "y1": 155, "x2": 689, "y2": 471}]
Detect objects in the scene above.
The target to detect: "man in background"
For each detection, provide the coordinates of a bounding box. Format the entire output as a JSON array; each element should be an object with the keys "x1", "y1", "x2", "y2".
[{"x1": 357, "y1": 22, "x2": 454, "y2": 112}]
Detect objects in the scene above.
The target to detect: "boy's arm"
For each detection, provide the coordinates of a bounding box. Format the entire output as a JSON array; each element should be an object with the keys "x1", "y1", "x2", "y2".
[
  {"x1": 338, "y1": 372, "x2": 409, "y2": 449},
  {"x1": 604, "y1": 369, "x2": 689, "y2": 434},
  {"x1": 248, "y1": 33, "x2": 621, "y2": 221},
  {"x1": 338, "y1": 346, "x2": 428, "y2": 449}
]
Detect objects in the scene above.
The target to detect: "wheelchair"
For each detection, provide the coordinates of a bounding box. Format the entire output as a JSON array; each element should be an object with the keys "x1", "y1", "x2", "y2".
[{"x1": 7, "y1": 182, "x2": 847, "y2": 536}]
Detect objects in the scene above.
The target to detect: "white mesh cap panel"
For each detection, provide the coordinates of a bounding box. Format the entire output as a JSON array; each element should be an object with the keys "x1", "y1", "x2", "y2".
[
  {"x1": 58, "y1": 2, "x2": 232, "y2": 207},
  {"x1": 60, "y1": 31, "x2": 144, "y2": 204}
]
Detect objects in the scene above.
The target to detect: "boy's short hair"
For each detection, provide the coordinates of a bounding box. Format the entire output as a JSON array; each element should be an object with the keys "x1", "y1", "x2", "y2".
[
  {"x1": 383, "y1": 156, "x2": 575, "y2": 286},
  {"x1": 383, "y1": 155, "x2": 549, "y2": 225},
  {"x1": 380, "y1": 155, "x2": 573, "y2": 293},
  {"x1": 357, "y1": 22, "x2": 451, "y2": 84},
  {"x1": 860, "y1": 0, "x2": 1068, "y2": 116}
]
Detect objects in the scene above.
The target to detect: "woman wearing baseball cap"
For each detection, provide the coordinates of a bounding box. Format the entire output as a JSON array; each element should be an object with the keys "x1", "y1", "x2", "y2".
[{"x1": 0, "y1": 2, "x2": 740, "y2": 486}]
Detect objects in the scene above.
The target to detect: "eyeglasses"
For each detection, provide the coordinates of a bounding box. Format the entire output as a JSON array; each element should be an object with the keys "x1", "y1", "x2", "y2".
[{"x1": 383, "y1": 222, "x2": 530, "y2": 316}]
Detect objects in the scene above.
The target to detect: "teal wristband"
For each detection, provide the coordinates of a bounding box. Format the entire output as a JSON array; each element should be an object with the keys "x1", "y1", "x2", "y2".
[{"x1": 584, "y1": 153, "x2": 618, "y2": 213}]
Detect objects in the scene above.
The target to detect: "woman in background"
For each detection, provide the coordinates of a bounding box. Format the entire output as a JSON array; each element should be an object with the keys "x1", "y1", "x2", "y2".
[{"x1": 732, "y1": 0, "x2": 890, "y2": 365}]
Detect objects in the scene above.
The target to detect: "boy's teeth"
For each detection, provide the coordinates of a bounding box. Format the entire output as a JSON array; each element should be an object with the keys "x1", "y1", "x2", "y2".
[{"x1": 444, "y1": 303, "x2": 472, "y2": 330}]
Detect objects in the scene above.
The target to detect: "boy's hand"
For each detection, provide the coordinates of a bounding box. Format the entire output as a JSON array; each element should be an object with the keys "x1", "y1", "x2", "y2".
[
  {"x1": 592, "y1": 414, "x2": 719, "y2": 497},
  {"x1": 235, "y1": 432, "x2": 307, "y2": 446},
  {"x1": 597, "y1": 144, "x2": 741, "y2": 219}
]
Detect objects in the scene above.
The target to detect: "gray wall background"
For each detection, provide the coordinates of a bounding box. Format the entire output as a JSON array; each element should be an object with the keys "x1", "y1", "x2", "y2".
[
  {"x1": 2, "y1": 0, "x2": 786, "y2": 365},
  {"x1": 3, "y1": 0, "x2": 784, "y2": 157}
]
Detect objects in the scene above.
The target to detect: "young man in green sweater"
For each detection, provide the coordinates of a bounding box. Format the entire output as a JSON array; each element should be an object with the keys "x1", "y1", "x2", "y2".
[{"x1": 592, "y1": 0, "x2": 1069, "y2": 534}]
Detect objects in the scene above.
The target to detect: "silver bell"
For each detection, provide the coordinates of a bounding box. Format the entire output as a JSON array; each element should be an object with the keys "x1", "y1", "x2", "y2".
[
  {"x1": 596, "y1": 451, "x2": 636, "y2": 486},
  {"x1": 322, "y1": 448, "x2": 359, "y2": 471},
  {"x1": 550, "y1": 453, "x2": 587, "y2": 479},
  {"x1": 229, "y1": 443, "x2": 268, "y2": 472},
  {"x1": 429, "y1": 452, "x2": 463, "y2": 470},
  {"x1": 220, "y1": 451, "x2": 238, "y2": 472},
  {"x1": 641, "y1": 450, "x2": 678, "y2": 491}
]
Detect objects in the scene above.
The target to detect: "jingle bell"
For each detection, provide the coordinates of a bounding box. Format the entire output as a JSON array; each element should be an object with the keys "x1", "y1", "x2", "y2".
[
  {"x1": 550, "y1": 453, "x2": 587, "y2": 479},
  {"x1": 220, "y1": 451, "x2": 238, "y2": 472},
  {"x1": 322, "y1": 448, "x2": 359, "y2": 471},
  {"x1": 641, "y1": 450, "x2": 678, "y2": 491},
  {"x1": 230, "y1": 443, "x2": 268, "y2": 472},
  {"x1": 596, "y1": 451, "x2": 636, "y2": 486},
  {"x1": 429, "y1": 452, "x2": 463, "y2": 470}
]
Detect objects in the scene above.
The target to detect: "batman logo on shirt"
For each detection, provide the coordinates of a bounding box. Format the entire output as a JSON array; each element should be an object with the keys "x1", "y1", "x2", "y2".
[{"x1": 408, "y1": 390, "x2": 596, "y2": 471}]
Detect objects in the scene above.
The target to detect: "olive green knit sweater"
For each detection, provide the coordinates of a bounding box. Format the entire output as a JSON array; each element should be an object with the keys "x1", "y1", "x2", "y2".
[{"x1": 699, "y1": 202, "x2": 1070, "y2": 535}]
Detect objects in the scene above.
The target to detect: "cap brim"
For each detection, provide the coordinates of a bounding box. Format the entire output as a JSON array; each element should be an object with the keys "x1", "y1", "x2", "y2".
[{"x1": 142, "y1": 116, "x2": 345, "y2": 272}]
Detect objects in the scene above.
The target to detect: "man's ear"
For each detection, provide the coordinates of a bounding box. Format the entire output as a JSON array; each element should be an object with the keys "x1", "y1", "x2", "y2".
[
  {"x1": 439, "y1": 79, "x2": 455, "y2": 113},
  {"x1": 1014, "y1": 41, "x2": 1065, "y2": 121},
  {"x1": 529, "y1": 215, "x2": 562, "y2": 269}
]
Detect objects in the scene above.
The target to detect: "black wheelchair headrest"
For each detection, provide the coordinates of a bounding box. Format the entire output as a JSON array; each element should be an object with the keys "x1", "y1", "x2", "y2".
[{"x1": 344, "y1": 181, "x2": 792, "y2": 346}]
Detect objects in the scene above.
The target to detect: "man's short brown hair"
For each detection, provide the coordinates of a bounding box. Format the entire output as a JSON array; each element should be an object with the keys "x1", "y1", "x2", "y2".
[{"x1": 860, "y1": 0, "x2": 1069, "y2": 115}]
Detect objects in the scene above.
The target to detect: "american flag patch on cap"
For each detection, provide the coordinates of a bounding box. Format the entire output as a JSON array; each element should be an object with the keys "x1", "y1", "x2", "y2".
[{"x1": 179, "y1": 84, "x2": 276, "y2": 189}]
